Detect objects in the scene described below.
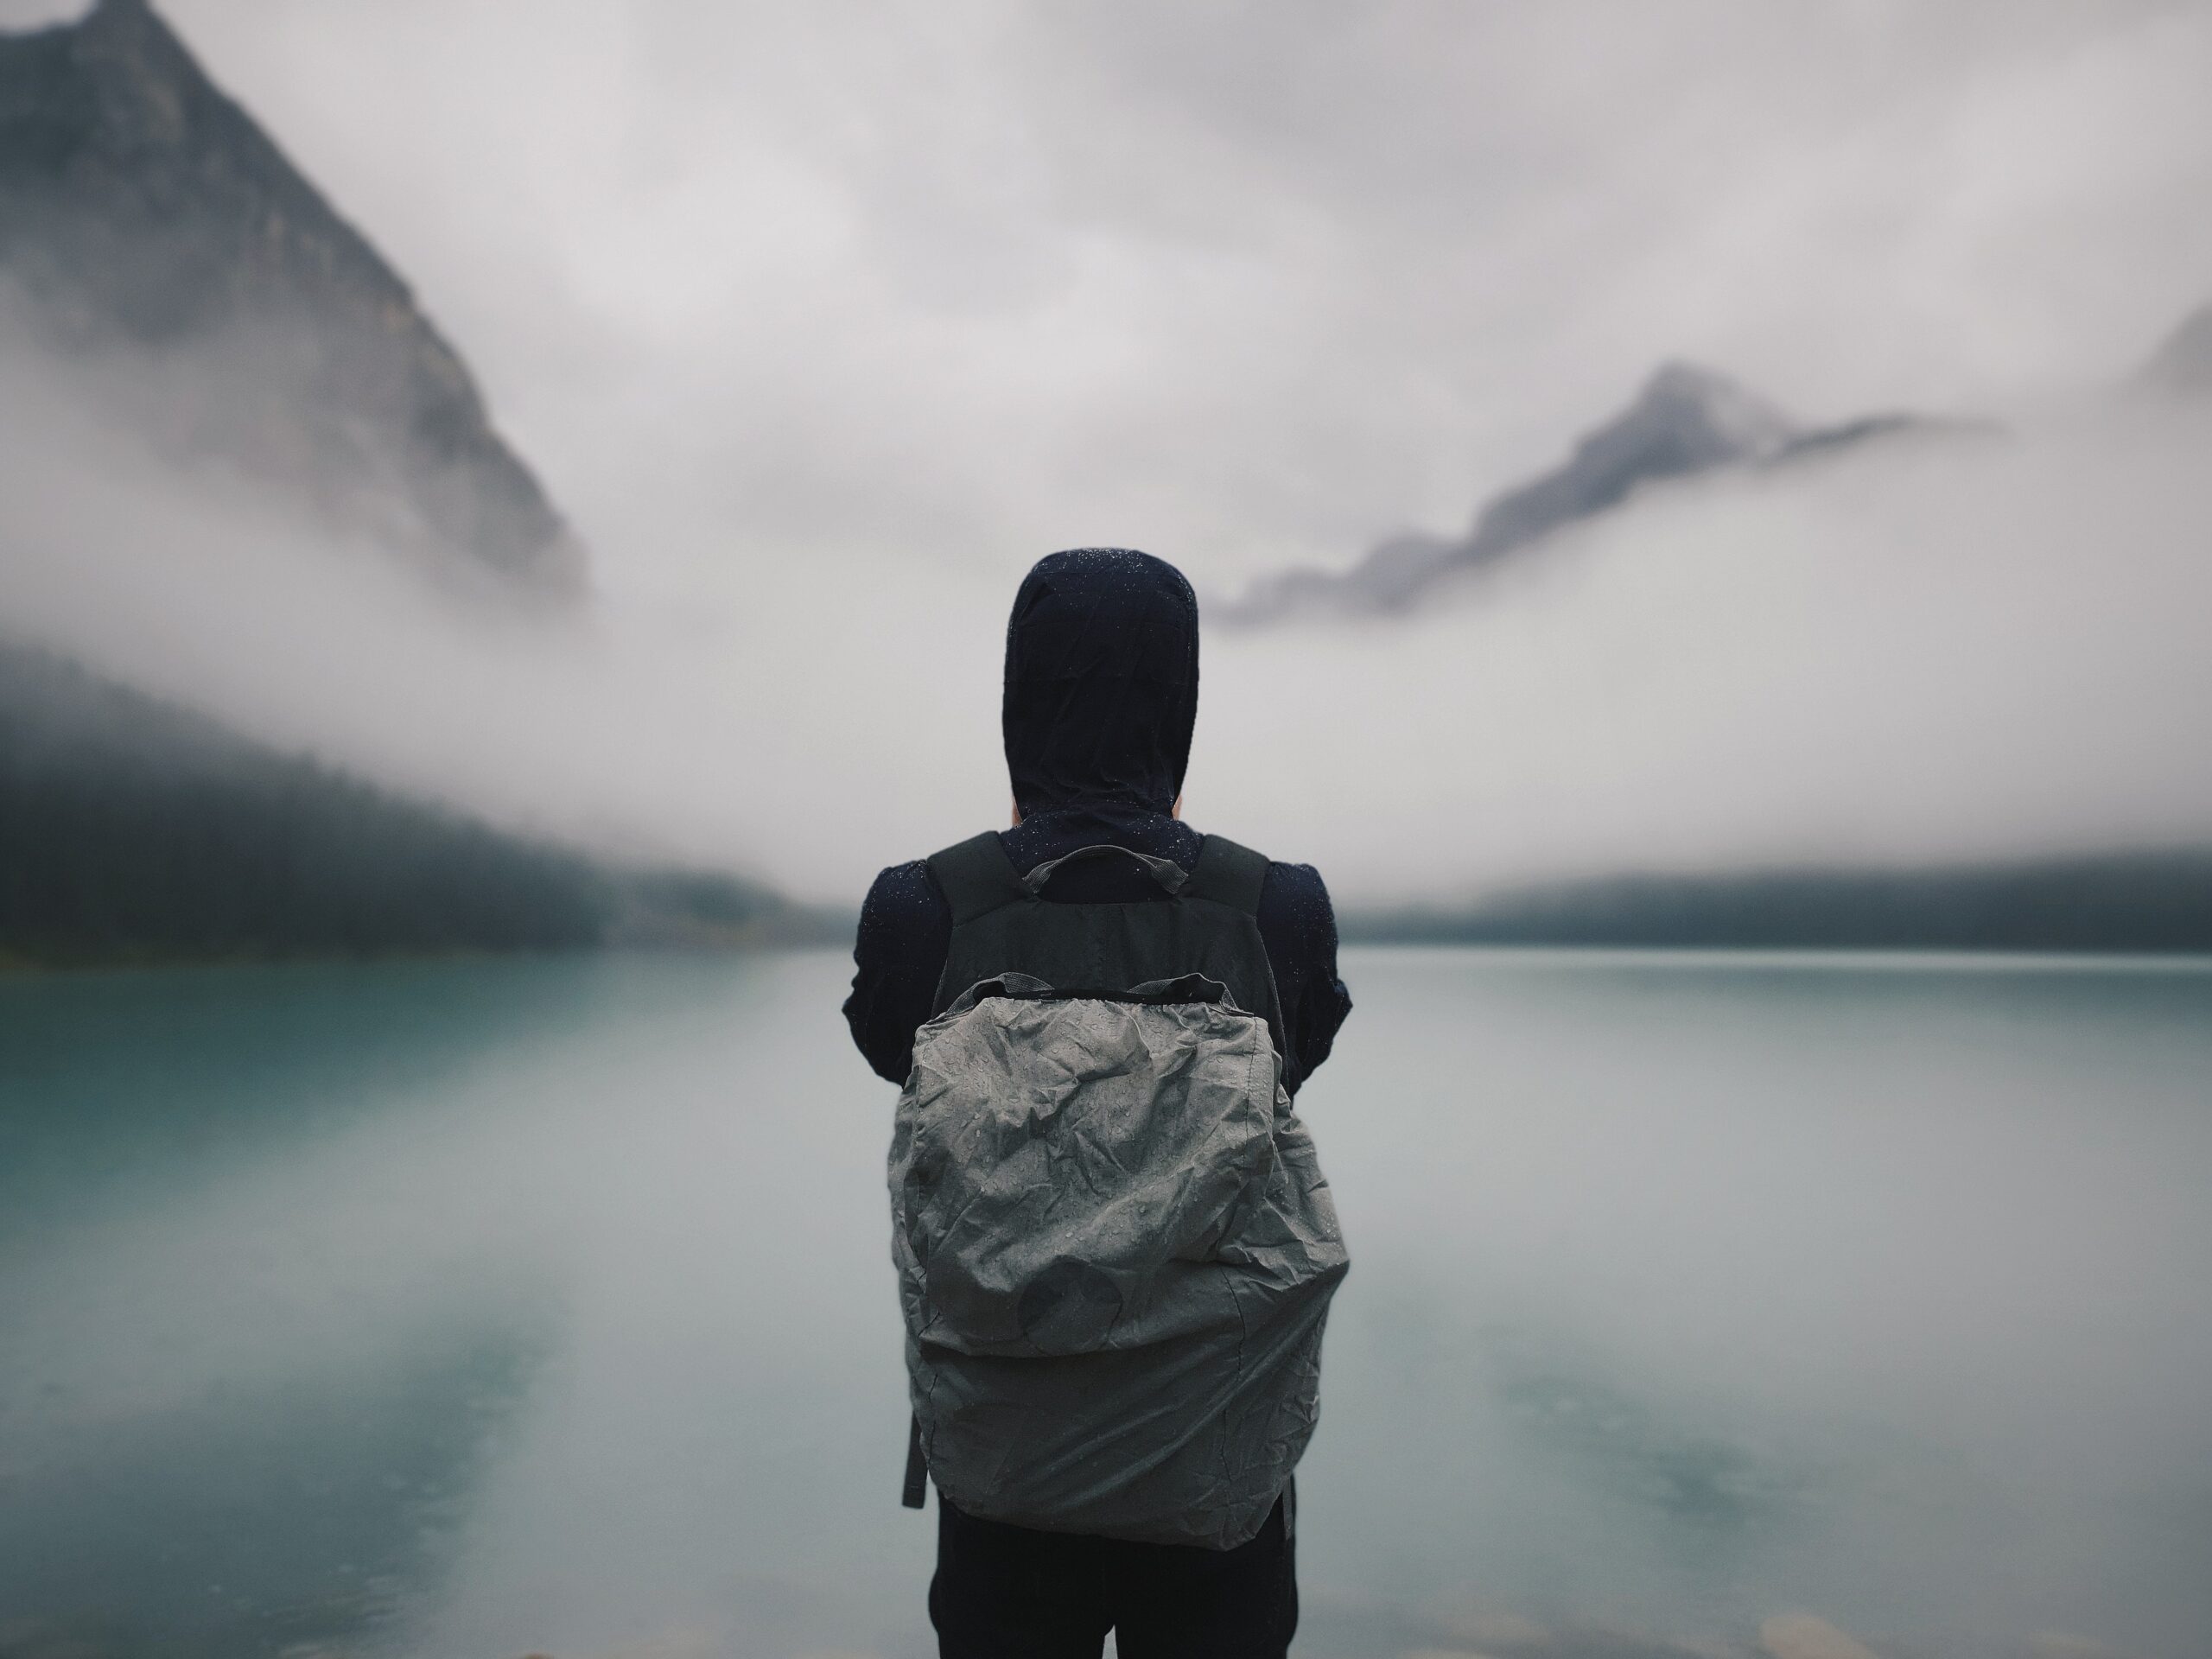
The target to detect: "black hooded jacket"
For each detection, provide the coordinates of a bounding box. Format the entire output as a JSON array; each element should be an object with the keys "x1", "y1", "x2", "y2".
[{"x1": 842, "y1": 548, "x2": 1351, "y2": 1094}]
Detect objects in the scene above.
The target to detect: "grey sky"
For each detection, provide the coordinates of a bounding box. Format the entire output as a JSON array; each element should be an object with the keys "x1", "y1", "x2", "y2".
[
  {"x1": 4, "y1": 0, "x2": 2210, "y2": 901},
  {"x1": 112, "y1": 0, "x2": 2212, "y2": 590}
]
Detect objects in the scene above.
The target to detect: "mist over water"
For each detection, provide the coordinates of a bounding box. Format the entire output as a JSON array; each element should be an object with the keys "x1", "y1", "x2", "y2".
[{"x1": 6, "y1": 8, "x2": 2212, "y2": 1658}]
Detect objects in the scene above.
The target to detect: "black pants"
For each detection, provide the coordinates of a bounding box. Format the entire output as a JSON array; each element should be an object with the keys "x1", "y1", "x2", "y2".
[{"x1": 929, "y1": 1490, "x2": 1297, "y2": 1659}]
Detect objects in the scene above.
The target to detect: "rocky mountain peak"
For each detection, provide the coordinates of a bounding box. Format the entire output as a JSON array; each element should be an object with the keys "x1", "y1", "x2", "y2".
[
  {"x1": 1214, "y1": 359, "x2": 1966, "y2": 625},
  {"x1": 0, "y1": 0, "x2": 584, "y2": 595},
  {"x1": 61, "y1": 0, "x2": 198, "y2": 137},
  {"x1": 1631, "y1": 361, "x2": 1797, "y2": 461},
  {"x1": 1448, "y1": 360, "x2": 1798, "y2": 582}
]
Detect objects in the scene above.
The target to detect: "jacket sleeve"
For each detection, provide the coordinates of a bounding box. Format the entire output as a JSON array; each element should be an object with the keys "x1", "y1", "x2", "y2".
[
  {"x1": 1255, "y1": 861, "x2": 1352, "y2": 1096},
  {"x1": 842, "y1": 859, "x2": 954, "y2": 1085}
]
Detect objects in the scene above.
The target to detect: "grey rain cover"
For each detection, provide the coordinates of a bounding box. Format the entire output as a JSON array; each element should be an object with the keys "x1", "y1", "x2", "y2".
[{"x1": 888, "y1": 973, "x2": 1349, "y2": 1549}]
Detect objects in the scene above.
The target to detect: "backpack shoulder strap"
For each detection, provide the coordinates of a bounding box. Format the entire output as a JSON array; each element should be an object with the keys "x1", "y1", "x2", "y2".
[
  {"x1": 925, "y1": 831, "x2": 1030, "y2": 925},
  {"x1": 1182, "y1": 834, "x2": 1269, "y2": 917}
]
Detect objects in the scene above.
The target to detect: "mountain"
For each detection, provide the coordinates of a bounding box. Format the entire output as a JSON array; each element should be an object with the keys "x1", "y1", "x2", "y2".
[
  {"x1": 1339, "y1": 852, "x2": 2212, "y2": 953},
  {"x1": 0, "y1": 638, "x2": 830, "y2": 967},
  {"x1": 0, "y1": 0, "x2": 582, "y2": 595},
  {"x1": 2139, "y1": 302, "x2": 2212, "y2": 397},
  {"x1": 1220, "y1": 363, "x2": 1990, "y2": 623}
]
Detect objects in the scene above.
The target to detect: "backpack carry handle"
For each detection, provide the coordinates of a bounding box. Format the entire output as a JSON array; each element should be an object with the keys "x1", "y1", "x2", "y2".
[{"x1": 1020, "y1": 843, "x2": 1189, "y2": 897}]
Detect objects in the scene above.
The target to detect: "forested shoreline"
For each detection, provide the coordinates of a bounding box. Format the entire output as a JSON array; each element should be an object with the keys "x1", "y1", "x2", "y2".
[{"x1": 0, "y1": 641, "x2": 824, "y2": 968}]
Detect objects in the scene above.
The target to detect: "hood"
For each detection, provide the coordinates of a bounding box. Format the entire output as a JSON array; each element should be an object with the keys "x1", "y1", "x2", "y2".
[{"x1": 1002, "y1": 548, "x2": 1199, "y2": 817}]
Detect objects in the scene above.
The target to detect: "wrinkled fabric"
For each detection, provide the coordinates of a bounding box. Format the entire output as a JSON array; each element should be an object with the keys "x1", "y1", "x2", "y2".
[
  {"x1": 1003, "y1": 549, "x2": 1198, "y2": 817},
  {"x1": 890, "y1": 976, "x2": 1349, "y2": 1550}
]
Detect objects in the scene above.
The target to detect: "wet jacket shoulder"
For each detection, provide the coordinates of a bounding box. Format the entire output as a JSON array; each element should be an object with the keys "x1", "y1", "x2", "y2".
[
  {"x1": 849, "y1": 548, "x2": 1350, "y2": 1096},
  {"x1": 842, "y1": 823, "x2": 1352, "y2": 1096},
  {"x1": 842, "y1": 856, "x2": 953, "y2": 1088}
]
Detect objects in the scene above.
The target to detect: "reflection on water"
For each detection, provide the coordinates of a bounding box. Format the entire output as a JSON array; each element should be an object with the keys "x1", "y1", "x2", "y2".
[
  {"x1": 2, "y1": 950, "x2": 2209, "y2": 1659},
  {"x1": 4, "y1": 1321, "x2": 540, "y2": 1659}
]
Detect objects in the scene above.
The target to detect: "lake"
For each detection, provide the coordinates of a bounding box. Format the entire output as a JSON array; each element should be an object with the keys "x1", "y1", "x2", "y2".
[{"x1": 2, "y1": 948, "x2": 2208, "y2": 1659}]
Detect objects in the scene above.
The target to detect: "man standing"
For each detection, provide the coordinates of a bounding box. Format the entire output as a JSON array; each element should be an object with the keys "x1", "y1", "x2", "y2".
[{"x1": 845, "y1": 546, "x2": 1352, "y2": 1658}]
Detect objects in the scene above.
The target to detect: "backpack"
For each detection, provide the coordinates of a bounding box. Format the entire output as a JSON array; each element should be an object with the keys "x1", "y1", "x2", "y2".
[{"x1": 887, "y1": 832, "x2": 1350, "y2": 1550}]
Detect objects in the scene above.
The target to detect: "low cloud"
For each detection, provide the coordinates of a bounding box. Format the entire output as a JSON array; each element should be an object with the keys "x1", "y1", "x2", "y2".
[
  {"x1": 1198, "y1": 404, "x2": 2212, "y2": 902},
  {"x1": 5, "y1": 1, "x2": 2211, "y2": 905},
  {"x1": 6, "y1": 328, "x2": 2209, "y2": 905}
]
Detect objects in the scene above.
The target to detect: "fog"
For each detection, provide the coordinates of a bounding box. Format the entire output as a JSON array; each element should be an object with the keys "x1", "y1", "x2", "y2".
[
  {"x1": 1196, "y1": 406, "x2": 2212, "y2": 903},
  {"x1": 7, "y1": 17, "x2": 2212, "y2": 1654},
  {"x1": 3, "y1": 0, "x2": 2211, "y2": 905},
  {"x1": 5, "y1": 330, "x2": 2210, "y2": 904}
]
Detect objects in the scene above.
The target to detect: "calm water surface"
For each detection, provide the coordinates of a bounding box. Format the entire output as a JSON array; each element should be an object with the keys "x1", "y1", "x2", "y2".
[{"x1": 2, "y1": 948, "x2": 2209, "y2": 1659}]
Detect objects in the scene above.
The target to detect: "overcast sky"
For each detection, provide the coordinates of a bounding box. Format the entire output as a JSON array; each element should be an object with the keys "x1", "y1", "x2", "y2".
[
  {"x1": 6, "y1": 0, "x2": 2212, "y2": 900},
  {"x1": 49, "y1": 0, "x2": 2212, "y2": 594}
]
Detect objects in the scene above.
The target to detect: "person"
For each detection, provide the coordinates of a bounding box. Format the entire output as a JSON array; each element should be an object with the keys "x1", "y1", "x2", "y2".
[{"x1": 844, "y1": 545, "x2": 1353, "y2": 1659}]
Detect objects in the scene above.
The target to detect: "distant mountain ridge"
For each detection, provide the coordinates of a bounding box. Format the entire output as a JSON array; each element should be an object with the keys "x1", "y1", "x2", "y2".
[
  {"x1": 1220, "y1": 362, "x2": 1991, "y2": 623},
  {"x1": 0, "y1": 0, "x2": 582, "y2": 594},
  {"x1": 1339, "y1": 852, "x2": 2212, "y2": 954},
  {"x1": 0, "y1": 637, "x2": 830, "y2": 967}
]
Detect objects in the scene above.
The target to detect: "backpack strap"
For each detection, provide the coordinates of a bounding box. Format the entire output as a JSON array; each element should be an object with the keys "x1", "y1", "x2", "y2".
[
  {"x1": 1182, "y1": 834, "x2": 1269, "y2": 916},
  {"x1": 925, "y1": 831, "x2": 1030, "y2": 925},
  {"x1": 902, "y1": 1413, "x2": 928, "y2": 1510}
]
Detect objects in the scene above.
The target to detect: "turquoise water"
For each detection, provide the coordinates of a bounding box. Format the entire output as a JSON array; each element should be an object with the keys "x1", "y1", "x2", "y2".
[{"x1": 2, "y1": 949, "x2": 2209, "y2": 1659}]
